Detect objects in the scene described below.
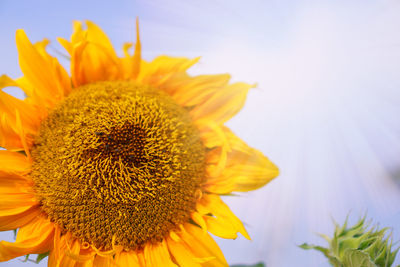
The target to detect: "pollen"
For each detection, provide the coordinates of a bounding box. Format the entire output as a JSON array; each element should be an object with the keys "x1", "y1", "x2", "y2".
[{"x1": 30, "y1": 81, "x2": 206, "y2": 250}]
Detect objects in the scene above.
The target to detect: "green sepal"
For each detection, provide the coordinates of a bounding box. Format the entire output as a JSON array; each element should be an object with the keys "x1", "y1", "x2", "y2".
[
  {"x1": 342, "y1": 249, "x2": 377, "y2": 267},
  {"x1": 35, "y1": 252, "x2": 49, "y2": 264},
  {"x1": 299, "y1": 243, "x2": 330, "y2": 256},
  {"x1": 20, "y1": 252, "x2": 49, "y2": 264}
]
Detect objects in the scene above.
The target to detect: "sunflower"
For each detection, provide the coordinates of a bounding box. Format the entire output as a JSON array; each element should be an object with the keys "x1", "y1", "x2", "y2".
[{"x1": 0, "y1": 20, "x2": 278, "y2": 266}]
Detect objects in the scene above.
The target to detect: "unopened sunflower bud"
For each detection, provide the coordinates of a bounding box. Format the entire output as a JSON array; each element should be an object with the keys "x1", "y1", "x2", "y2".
[{"x1": 300, "y1": 216, "x2": 399, "y2": 267}]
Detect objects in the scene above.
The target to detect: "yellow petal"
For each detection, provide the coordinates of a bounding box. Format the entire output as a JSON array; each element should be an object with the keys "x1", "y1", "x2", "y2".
[
  {"x1": 199, "y1": 194, "x2": 250, "y2": 240},
  {"x1": 169, "y1": 231, "x2": 181, "y2": 242},
  {"x1": 0, "y1": 74, "x2": 19, "y2": 89},
  {"x1": 121, "y1": 43, "x2": 134, "y2": 79},
  {"x1": 137, "y1": 251, "x2": 146, "y2": 266},
  {"x1": 48, "y1": 226, "x2": 62, "y2": 267},
  {"x1": 191, "y1": 82, "x2": 254, "y2": 126},
  {"x1": 205, "y1": 128, "x2": 279, "y2": 193},
  {"x1": 122, "y1": 42, "x2": 133, "y2": 57},
  {"x1": 70, "y1": 41, "x2": 88, "y2": 87},
  {"x1": 33, "y1": 39, "x2": 72, "y2": 96},
  {"x1": 0, "y1": 114, "x2": 23, "y2": 150},
  {"x1": 0, "y1": 75, "x2": 45, "y2": 150},
  {"x1": 15, "y1": 110, "x2": 31, "y2": 159},
  {"x1": 66, "y1": 21, "x2": 120, "y2": 87},
  {"x1": 131, "y1": 18, "x2": 142, "y2": 79},
  {"x1": 0, "y1": 150, "x2": 30, "y2": 174},
  {"x1": 92, "y1": 255, "x2": 113, "y2": 267},
  {"x1": 0, "y1": 75, "x2": 44, "y2": 152},
  {"x1": 0, "y1": 171, "x2": 32, "y2": 191},
  {"x1": 0, "y1": 161, "x2": 38, "y2": 231},
  {"x1": 0, "y1": 205, "x2": 33, "y2": 217},
  {"x1": 0, "y1": 205, "x2": 40, "y2": 231},
  {"x1": 0, "y1": 74, "x2": 32, "y2": 98},
  {"x1": 179, "y1": 223, "x2": 227, "y2": 267},
  {"x1": 0, "y1": 186, "x2": 36, "y2": 208},
  {"x1": 0, "y1": 184, "x2": 37, "y2": 203},
  {"x1": 0, "y1": 216, "x2": 54, "y2": 262},
  {"x1": 49, "y1": 231, "x2": 95, "y2": 267},
  {"x1": 204, "y1": 216, "x2": 238, "y2": 239},
  {"x1": 73, "y1": 41, "x2": 120, "y2": 86},
  {"x1": 60, "y1": 239, "x2": 81, "y2": 267},
  {"x1": 199, "y1": 123, "x2": 229, "y2": 150},
  {"x1": 115, "y1": 251, "x2": 140, "y2": 267},
  {"x1": 75, "y1": 259, "x2": 95, "y2": 267},
  {"x1": 16, "y1": 30, "x2": 69, "y2": 107},
  {"x1": 57, "y1": 37, "x2": 73, "y2": 55},
  {"x1": 144, "y1": 240, "x2": 177, "y2": 267},
  {"x1": 71, "y1": 21, "x2": 85, "y2": 44},
  {"x1": 14, "y1": 77, "x2": 50, "y2": 112},
  {"x1": 48, "y1": 246, "x2": 59, "y2": 267},
  {"x1": 86, "y1": 21, "x2": 117, "y2": 57},
  {"x1": 120, "y1": 18, "x2": 141, "y2": 80},
  {"x1": 137, "y1": 56, "x2": 199, "y2": 87},
  {"x1": 165, "y1": 74, "x2": 231, "y2": 107},
  {"x1": 0, "y1": 81, "x2": 41, "y2": 134},
  {"x1": 191, "y1": 212, "x2": 207, "y2": 233},
  {"x1": 166, "y1": 236, "x2": 202, "y2": 267}
]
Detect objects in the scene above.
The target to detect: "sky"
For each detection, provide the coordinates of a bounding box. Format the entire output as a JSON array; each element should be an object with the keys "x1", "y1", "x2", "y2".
[{"x1": 0, "y1": 0, "x2": 400, "y2": 266}]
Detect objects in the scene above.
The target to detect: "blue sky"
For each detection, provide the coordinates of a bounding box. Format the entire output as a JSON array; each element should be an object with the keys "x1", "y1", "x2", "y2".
[{"x1": 1, "y1": 1, "x2": 400, "y2": 266}]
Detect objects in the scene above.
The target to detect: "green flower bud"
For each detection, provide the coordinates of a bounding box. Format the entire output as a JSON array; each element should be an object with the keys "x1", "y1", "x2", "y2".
[{"x1": 300, "y1": 216, "x2": 399, "y2": 267}]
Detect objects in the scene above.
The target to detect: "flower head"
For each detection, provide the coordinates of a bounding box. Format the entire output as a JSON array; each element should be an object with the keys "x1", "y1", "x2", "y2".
[
  {"x1": 300, "y1": 216, "x2": 399, "y2": 267},
  {"x1": 0, "y1": 20, "x2": 279, "y2": 266}
]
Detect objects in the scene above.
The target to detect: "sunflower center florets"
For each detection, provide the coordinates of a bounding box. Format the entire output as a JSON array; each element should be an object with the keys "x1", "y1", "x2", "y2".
[{"x1": 30, "y1": 81, "x2": 205, "y2": 250}]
